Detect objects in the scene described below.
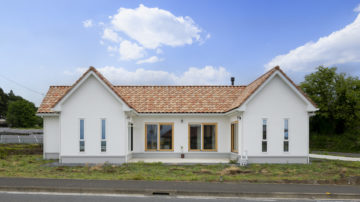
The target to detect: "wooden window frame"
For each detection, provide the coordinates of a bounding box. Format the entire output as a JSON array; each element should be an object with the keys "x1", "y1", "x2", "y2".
[
  {"x1": 188, "y1": 123, "x2": 217, "y2": 152},
  {"x1": 231, "y1": 121, "x2": 238, "y2": 153},
  {"x1": 145, "y1": 122, "x2": 174, "y2": 151}
]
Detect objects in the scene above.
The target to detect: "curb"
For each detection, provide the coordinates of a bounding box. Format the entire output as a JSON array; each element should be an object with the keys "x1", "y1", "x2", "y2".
[{"x1": 0, "y1": 186, "x2": 360, "y2": 199}]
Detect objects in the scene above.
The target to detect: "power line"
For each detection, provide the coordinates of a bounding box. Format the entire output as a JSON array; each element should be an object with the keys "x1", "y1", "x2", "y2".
[{"x1": 0, "y1": 73, "x2": 45, "y2": 96}]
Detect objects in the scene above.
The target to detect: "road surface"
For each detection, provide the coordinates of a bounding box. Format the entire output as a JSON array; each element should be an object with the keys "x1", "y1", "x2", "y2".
[{"x1": 0, "y1": 191, "x2": 357, "y2": 202}]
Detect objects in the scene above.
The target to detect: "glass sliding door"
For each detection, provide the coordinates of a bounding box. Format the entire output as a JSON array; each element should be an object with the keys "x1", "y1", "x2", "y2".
[
  {"x1": 189, "y1": 124, "x2": 201, "y2": 150},
  {"x1": 203, "y1": 124, "x2": 217, "y2": 151},
  {"x1": 146, "y1": 124, "x2": 158, "y2": 150},
  {"x1": 159, "y1": 123, "x2": 173, "y2": 150}
]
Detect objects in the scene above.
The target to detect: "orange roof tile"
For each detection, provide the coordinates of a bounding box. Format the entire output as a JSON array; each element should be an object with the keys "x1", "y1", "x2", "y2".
[{"x1": 37, "y1": 66, "x2": 316, "y2": 114}]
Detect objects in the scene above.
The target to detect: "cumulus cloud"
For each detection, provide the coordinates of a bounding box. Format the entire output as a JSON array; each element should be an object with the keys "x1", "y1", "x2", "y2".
[
  {"x1": 97, "y1": 4, "x2": 208, "y2": 63},
  {"x1": 265, "y1": 14, "x2": 360, "y2": 72},
  {"x1": 354, "y1": 4, "x2": 360, "y2": 12},
  {"x1": 109, "y1": 4, "x2": 202, "y2": 49},
  {"x1": 65, "y1": 66, "x2": 231, "y2": 85},
  {"x1": 102, "y1": 28, "x2": 121, "y2": 42},
  {"x1": 82, "y1": 19, "x2": 93, "y2": 28},
  {"x1": 136, "y1": 56, "x2": 163, "y2": 64},
  {"x1": 119, "y1": 40, "x2": 146, "y2": 60}
]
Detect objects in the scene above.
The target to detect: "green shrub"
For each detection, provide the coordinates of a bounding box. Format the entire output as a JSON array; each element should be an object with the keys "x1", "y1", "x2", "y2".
[{"x1": 310, "y1": 131, "x2": 360, "y2": 152}]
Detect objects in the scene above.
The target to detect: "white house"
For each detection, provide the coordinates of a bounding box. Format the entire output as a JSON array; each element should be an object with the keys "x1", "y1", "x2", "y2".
[{"x1": 37, "y1": 66, "x2": 318, "y2": 164}]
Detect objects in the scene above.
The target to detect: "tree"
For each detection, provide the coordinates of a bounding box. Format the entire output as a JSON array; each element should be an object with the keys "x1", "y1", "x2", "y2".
[
  {"x1": 6, "y1": 99, "x2": 37, "y2": 128},
  {"x1": 0, "y1": 88, "x2": 8, "y2": 118},
  {"x1": 300, "y1": 66, "x2": 360, "y2": 134},
  {"x1": 7, "y1": 90, "x2": 23, "y2": 102}
]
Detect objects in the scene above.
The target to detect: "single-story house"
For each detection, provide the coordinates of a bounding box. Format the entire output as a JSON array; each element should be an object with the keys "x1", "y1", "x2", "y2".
[{"x1": 37, "y1": 66, "x2": 318, "y2": 164}]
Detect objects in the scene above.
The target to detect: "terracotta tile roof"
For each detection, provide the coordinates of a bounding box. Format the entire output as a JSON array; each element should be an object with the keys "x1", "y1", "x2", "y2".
[
  {"x1": 114, "y1": 86, "x2": 246, "y2": 113},
  {"x1": 37, "y1": 86, "x2": 71, "y2": 113},
  {"x1": 37, "y1": 66, "x2": 316, "y2": 114}
]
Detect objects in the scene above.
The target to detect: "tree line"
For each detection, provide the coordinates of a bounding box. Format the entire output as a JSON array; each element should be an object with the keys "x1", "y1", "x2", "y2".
[
  {"x1": 300, "y1": 66, "x2": 360, "y2": 152},
  {"x1": 0, "y1": 88, "x2": 42, "y2": 128}
]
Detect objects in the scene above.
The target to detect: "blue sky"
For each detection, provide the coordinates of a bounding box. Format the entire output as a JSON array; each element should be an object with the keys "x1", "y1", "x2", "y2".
[{"x1": 1, "y1": 0, "x2": 360, "y2": 106}]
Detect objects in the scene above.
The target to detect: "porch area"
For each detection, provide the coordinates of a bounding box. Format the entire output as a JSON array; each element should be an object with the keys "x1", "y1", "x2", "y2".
[{"x1": 127, "y1": 157, "x2": 230, "y2": 164}]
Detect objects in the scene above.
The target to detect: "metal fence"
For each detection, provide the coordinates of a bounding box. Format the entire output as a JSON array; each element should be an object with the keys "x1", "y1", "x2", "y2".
[
  {"x1": 0, "y1": 128, "x2": 43, "y2": 144},
  {"x1": 0, "y1": 134, "x2": 43, "y2": 144}
]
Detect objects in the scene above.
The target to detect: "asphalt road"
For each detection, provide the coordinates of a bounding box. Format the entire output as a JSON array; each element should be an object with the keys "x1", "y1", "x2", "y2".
[{"x1": 0, "y1": 192, "x2": 358, "y2": 202}]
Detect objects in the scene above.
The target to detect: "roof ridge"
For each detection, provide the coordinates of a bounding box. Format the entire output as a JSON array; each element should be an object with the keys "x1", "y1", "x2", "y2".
[
  {"x1": 246, "y1": 66, "x2": 278, "y2": 86},
  {"x1": 113, "y1": 85, "x2": 247, "y2": 87}
]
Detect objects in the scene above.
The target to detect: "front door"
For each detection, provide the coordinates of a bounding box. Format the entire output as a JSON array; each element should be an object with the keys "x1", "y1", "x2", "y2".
[{"x1": 231, "y1": 122, "x2": 238, "y2": 153}]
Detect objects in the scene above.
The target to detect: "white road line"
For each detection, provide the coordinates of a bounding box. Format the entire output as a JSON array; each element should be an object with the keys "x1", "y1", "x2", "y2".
[{"x1": 0, "y1": 191, "x2": 358, "y2": 201}]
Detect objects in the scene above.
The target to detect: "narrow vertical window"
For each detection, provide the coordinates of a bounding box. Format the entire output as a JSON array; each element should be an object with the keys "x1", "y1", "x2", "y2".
[
  {"x1": 101, "y1": 119, "x2": 106, "y2": 152},
  {"x1": 189, "y1": 124, "x2": 201, "y2": 150},
  {"x1": 80, "y1": 119, "x2": 85, "y2": 152},
  {"x1": 130, "y1": 123, "x2": 133, "y2": 151},
  {"x1": 203, "y1": 124, "x2": 217, "y2": 151},
  {"x1": 284, "y1": 119, "x2": 289, "y2": 152},
  {"x1": 146, "y1": 124, "x2": 158, "y2": 150},
  {"x1": 262, "y1": 119, "x2": 267, "y2": 152}
]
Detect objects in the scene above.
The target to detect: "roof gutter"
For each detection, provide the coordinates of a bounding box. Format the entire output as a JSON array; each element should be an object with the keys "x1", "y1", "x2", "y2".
[{"x1": 36, "y1": 113, "x2": 60, "y2": 117}]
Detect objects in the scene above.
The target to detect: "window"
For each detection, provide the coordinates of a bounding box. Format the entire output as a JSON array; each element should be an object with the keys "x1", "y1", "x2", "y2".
[
  {"x1": 189, "y1": 124, "x2": 201, "y2": 150},
  {"x1": 146, "y1": 124, "x2": 158, "y2": 150},
  {"x1": 80, "y1": 119, "x2": 85, "y2": 152},
  {"x1": 145, "y1": 123, "x2": 173, "y2": 151},
  {"x1": 262, "y1": 119, "x2": 267, "y2": 152},
  {"x1": 203, "y1": 124, "x2": 217, "y2": 151},
  {"x1": 128, "y1": 123, "x2": 133, "y2": 151},
  {"x1": 160, "y1": 124, "x2": 173, "y2": 150},
  {"x1": 188, "y1": 123, "x2": 217, "y2": 151},
  {"x1": 284, "y1": 119, "x2": 289, "y2": 152},
  {"x1": 231, "y1": 122, "x2": 238, "y2": 152},
  {"x1": 101, "y1": 119, "x2": 106, "y2": 152}
]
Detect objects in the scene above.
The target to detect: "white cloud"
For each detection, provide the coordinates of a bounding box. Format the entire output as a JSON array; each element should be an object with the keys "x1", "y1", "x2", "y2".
[
  {"x1": 107, "y1": 45, "x2": 117, "y2": 52},
  {"x1": 110, "y1": 4, "x2": 203, "y2": 49},
  {"x1": 119, "y1": 40, "x2": 146, "y2": 60},
  {"x1": 265, "y1": 14, "x2": 360, "y2": 72},
  {"x1": 136, "y1": 56, "x2": 163, "y2": 64},
  {"x1": 354, "y1": 4, "x2": 360, "y2": 12},
  {"x1": 66, "y1": 66, "x2": 231, "y2": 85},
  {"x1": 156, "y1": 49, "x2": 163, "y2": 54},
  {"x1": 102, "y1": 28, "x2": 121, "y2": 42},
  {"x1": 82, "y1": 19, "x2": 93, "y2": 28}
]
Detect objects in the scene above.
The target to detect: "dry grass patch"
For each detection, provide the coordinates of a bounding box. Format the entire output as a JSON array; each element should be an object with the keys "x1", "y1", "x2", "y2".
[{"x1": 220, "y1": 166, "x2": 252, "y2": 175}]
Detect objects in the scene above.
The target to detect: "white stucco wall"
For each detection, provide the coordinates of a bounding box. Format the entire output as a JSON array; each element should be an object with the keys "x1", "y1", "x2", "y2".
[
  {"x1": 40, "y1": 70, "x2": 312, "y2": 164},
  {"x1": 43, "y1": 116, "x2": 60, "y2": 158},
  {"x1": 242, "y1": 75, "x2": 309, "y2": 157},
  {"x1": 131, "y1": 115, "x2": 233, "y2": 154},
  {"x1": 59, "y1": 75, "x2": 127, "y2": 159}
]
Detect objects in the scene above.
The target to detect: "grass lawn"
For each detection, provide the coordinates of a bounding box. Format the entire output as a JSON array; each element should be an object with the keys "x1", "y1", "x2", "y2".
[{"x1": 1, "y1": 144, "x2": 360, "y2": 184}]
